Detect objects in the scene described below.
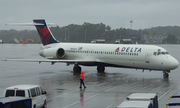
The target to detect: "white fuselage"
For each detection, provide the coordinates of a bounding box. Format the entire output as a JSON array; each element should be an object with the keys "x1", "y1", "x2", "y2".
[{"x1": 39, "y1": 43, "x2": 179, "y2": 71}]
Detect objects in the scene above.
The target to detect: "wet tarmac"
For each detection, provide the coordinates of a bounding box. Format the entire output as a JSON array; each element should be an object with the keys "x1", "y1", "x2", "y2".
[{"x1": 1, "y1": 44, "x2": 180, "y2": 108}]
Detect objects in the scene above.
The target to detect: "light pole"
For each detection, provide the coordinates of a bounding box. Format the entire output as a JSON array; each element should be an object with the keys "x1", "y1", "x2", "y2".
[
  {"x1": 85, "y1": 30, "x2": 87, "y2": 41},
  {"x1": 65, "y1": 28, "x2": 69, "y2": 42},
  {"x1": 130, "y1": 20, "x2": 133, "y2": 29},
  {"x1": 67, "y1": 28, "x2": 69, "y2": 42},
  {"x1": 65, "y1": 28, "x2": 67, "y2": 42}
]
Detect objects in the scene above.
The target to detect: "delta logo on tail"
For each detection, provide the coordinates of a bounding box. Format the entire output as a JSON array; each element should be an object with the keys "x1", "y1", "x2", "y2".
[
  {"x1": 37, "y1": 28, "x2": 51, "y2": 45},
  {"x1": 33, "y1": 19, "x2": 58, "y2": 46}
]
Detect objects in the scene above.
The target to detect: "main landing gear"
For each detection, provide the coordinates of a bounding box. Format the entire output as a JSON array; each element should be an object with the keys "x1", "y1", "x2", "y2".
[
  {"x1": 97, "y1": 65, "x2": 105, "y2": 73},
  {"x1": 163, "y1": 71, "x2": 169, "y2": 78},
  {"x1": 73, "y1": 64, "x2": 81, "y2": 74},
  {"x1": 73, "y1": 64, "x2": 105, "y2": 74}
]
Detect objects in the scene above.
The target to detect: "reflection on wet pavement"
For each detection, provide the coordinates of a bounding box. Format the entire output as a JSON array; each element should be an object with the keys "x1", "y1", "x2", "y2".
[{"x1": 0, "y1": 44, "x2": 180, "y2": 108}]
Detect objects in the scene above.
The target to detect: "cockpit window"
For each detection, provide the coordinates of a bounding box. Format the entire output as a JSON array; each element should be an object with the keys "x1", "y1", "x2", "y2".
[
  {"x1": 153, "y1": 52, "x2": 157, "y2": 55},
  {"x1": 161, "y1": 52, "x2": 166, "y2": 55},
  {"x1": 153, "y1": 52, "x2": 169, "y2": 56}
]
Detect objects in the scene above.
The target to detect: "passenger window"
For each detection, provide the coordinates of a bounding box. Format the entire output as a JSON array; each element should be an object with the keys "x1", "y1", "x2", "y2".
[
  {"x1": 30, "y1": 88, "x2": 36, "y2": 97},
  {"x1": 5, "y1": 90, "x2": 15, "y2": 97},
  {"x1": 35, "y1": 87, "x2": 40, "y2": 96},
  {"x1": 38, "y1": 88, "x2": 41, "y2": 95},
  {"x1": 28, "y1": 90, "x2": 31, "y2": 97},
  {"x1": 16, "y1": 90, "x2": 25, "y2": 97},
  {"x1": 40, "y1": 87, "x2": 43, "y2": 95},
  {"x1": 38, "y1": 87, "x2": 41, "y2": 94}
]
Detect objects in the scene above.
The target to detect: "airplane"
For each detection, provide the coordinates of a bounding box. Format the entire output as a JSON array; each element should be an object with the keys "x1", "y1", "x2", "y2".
[{"x1": 3, "y1": 19, "x2": 179, "y2": 78}]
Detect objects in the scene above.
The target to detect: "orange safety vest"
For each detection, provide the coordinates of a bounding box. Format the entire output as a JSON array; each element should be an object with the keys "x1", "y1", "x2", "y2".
[{"x1": 80, "y1": 72, "x2": 84, "y2": 79}]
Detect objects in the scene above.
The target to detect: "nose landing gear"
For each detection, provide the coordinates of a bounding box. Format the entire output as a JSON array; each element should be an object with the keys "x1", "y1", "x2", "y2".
[{"x1": 163, "y1": 71, "x2": 169, "y2": 78}]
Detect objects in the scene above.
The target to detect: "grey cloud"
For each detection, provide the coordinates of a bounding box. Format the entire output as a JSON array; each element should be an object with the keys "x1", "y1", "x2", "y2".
[{"x1": 1, "y1": 0, "x2": 180, "y2": 30}]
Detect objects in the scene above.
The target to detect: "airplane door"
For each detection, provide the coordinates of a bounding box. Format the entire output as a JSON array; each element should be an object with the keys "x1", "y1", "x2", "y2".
[{"x1": 145, "y1": 53, "x2": 150, "y2": 63}]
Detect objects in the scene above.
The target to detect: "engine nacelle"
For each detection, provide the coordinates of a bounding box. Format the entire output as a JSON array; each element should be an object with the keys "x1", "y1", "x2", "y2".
[
  {"x1": 56, "y1": 48, "x2": 65, "y2": 58},
  {"x1": 39, "y1": 48, "x2": 65, "y2": 59}
]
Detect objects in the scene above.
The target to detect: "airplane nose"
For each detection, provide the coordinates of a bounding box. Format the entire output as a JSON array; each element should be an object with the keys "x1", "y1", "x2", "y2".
[
  {"x1": 162, "y1": 56, "x2": 179, "y2": 70},
  {"x1": 170, "y1": 57, "x2": 179, "y2": 70}
]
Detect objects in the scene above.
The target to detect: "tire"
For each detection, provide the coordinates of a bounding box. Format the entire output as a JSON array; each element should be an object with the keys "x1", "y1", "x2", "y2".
[
  {"x1": 77, "y1": 66, "x2": 82, "y2": 72},
  {"x1": 97, "y1": 65, "x2": 105, "y2": 73},
  {"x1": 73, "y1": 65, "x2": 81, "y2": 73},
  {"x1": 163, "y1": 73, "x2": 169, "y2": 78},
  {"x1": 42, "y1": 101, "x2": 47, "y2": 108}
]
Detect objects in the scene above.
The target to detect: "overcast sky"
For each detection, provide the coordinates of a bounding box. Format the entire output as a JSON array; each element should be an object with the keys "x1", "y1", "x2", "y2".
[{"x1": 1, "y1": 0, "x2": 180, "y2": 30}]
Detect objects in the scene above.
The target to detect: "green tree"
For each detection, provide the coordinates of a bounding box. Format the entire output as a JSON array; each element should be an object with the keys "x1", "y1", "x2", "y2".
[{"x1": 162, "y1": 34, "x2": 177, "y2": 44}]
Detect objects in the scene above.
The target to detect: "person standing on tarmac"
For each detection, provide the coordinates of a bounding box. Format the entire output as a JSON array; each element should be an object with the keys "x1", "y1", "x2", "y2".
[{"x1": 80, "y1": 72, "x2": 86, "y2": 88}]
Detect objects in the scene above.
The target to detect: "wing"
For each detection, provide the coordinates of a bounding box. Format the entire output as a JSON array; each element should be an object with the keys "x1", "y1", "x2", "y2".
[{"x1": 2, "y1": 58, "x2": 99, "y2": 64}]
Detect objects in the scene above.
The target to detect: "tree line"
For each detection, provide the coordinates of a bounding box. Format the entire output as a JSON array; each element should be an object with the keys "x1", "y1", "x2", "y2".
[{"x1": 0, "y1": 23, "x2": 180, "y2": 44}]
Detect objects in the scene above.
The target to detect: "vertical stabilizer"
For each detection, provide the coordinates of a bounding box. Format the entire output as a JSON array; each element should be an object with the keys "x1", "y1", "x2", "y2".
[{"x1": 33, "y1": 19, "x2": 59, "y2": 45}]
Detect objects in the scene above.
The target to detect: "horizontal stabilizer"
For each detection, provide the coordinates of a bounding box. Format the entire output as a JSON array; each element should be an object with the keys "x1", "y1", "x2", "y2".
[
  {"x1": 6, "y1": 23, "x2": 57, "y2": 27},
  {"x1": 6, "y1": 19, "x2": 59, "y2": 45}
]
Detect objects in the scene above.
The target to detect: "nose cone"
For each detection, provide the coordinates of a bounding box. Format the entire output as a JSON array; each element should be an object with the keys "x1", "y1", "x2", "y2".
[
  {"x1": 169, "y1": 57, "x2": 179, "y2": 70},
  {"x1": 161, "y1": 56, "x2": 179, "y2": 70}
]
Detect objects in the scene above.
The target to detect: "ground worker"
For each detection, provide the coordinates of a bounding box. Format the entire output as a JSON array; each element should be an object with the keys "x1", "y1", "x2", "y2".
[{"x1": 80, "y1": 72, "x2": 86, "y2": 88}]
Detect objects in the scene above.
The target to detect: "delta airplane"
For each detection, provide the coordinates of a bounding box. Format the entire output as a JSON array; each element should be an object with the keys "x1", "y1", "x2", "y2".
[{"x1": 4, "y1": 19, "x2": 179, "y2": 78}]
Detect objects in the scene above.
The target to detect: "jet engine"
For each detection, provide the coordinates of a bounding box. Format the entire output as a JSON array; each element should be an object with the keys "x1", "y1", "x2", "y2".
[
  {"x1": 39, "y1": 47, "x2": 65, "y2": 59},
  {"x1": 56, "y1": 48, "x2": 65, "y2": 58}
]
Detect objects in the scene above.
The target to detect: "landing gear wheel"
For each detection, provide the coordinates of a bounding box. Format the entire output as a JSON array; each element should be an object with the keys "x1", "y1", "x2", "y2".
[
  {"x1": 97, "y1": 65, "x2": 105, "y2": 73},
  {"x1": 73, "y1": 64, "x2": 81, "y2": 74},
  {"x1": 42, "y1": 101, "x2": 47, "y2": 108},
  {"x1": 163, "y1": 73, "x2": 169, "y2": 78},
  {"x1": 163, "y1": 71, "x2": 169, "y2": 78}
]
